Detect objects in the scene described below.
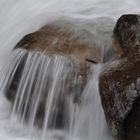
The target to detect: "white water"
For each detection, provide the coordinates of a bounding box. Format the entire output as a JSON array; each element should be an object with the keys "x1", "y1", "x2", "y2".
[{"x1": 0, "y1": 0, "x2": 140, "y2": 140}]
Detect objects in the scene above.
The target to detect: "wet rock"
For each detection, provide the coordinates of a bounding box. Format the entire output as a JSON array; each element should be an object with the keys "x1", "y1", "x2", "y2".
[
  {"x1": 4, "y1": 20, "x2": 101, "y2": 129},
  {"x1": 15, "y1": 21, "x2": 101, "y2": 64},
  {"x1": 14, "y1": 21, "x2": 101, "y2": 98},
  {"x1": 99, "y1": 15, "x2": 140, "y2": 140}
]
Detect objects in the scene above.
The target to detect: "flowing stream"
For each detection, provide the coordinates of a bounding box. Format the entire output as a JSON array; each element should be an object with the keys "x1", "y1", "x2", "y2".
[{"x1": 0, "y1": 0, "x2": 140, "y2": 140}]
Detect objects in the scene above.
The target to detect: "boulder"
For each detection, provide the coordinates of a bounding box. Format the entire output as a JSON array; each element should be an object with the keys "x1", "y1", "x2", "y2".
[
  {"x1": 99, "y1": 14, "x2": 140, "y2": 140},
  {"x1": 15, "y1": 21, "x2": 101, "y2": 93},
  {"x1": 4, "y1": 20, "x2": 101, "y2": 129}
]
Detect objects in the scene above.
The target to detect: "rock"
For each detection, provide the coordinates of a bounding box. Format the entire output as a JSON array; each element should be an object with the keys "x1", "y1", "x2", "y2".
[
  {"x1": 99, "y1": 15, "x2": 140, "y2": 140},
  {"x1": 4, "y1": 20, "x2": 101, "y2": 129},
  {"x1": 15, "y1": 21, "x2": 101, "y2": 64},
  {"x1": 14, "y1": 21, "x2": 101, "y2": 98}
]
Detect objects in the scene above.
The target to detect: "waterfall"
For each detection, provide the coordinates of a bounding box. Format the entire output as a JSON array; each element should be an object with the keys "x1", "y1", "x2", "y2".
[
  {"x1": 0, "y1": 48, "x2": 113, "y2": 140},
  {"x1": 0, "y1": 48, "x2": 76, "y2": 137},
  {"x1": 73, "y1": 65, "x2": 113, "y2": 140},
  {"x1": 0, "y1": 0, "x2": 140, "y2": 140}
]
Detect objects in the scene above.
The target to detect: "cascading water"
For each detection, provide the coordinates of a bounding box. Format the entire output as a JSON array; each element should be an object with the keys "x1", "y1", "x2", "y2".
[
  {"x1": 0, "y1": 48, "x2": 113, "y2": 140},
  {"x1": 0, "y1": 0, "x2": 140, "y2": 140},
  {"x1": 0, "y1": 48, "x2": 78, "y2": 139}
]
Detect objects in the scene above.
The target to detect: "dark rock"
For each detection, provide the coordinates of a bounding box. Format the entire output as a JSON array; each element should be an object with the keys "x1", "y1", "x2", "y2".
[
  {"x1": 113, "y1": 14, "x2": 140, "y2": 57},
  {"x1": 99, "y1": 14, "x2": 140, "y2": 140}
]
